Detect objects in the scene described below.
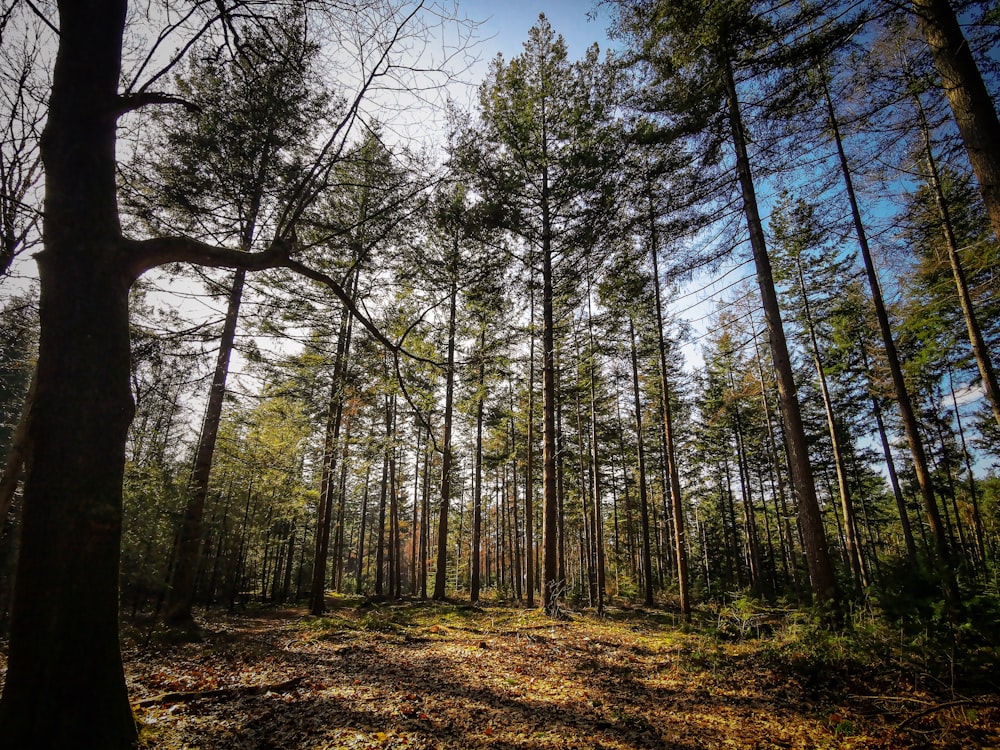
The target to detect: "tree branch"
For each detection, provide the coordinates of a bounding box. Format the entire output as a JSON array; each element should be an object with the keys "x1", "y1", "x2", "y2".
[
  {"x1": 123, "y1": 235, "x2": 293, "y2": 280},
  {"x1": 283, "y1": 257, "x2": 441, "y2": 368},
  {"x1": 116, "y1": 92, "x2": 200, "y2": 116}
]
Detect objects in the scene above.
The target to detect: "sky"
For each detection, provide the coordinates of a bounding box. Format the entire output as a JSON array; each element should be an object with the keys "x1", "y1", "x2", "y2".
[{"x1": 459, "y1": 0, "x2": 615, "y2": 63}]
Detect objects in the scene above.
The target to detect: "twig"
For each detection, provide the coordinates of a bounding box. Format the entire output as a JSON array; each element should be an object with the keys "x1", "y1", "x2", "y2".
[
  {"x1": 895, "y1": 698, "x2": 997, "y2": 731},
  {"x1": 134, "y1": 676, "x2": 303, "y2": 707}
]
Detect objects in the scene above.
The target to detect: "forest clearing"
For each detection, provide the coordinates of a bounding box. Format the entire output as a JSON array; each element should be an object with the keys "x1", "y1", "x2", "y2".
[
  {"x1": 3, "y1": 0, "x2": 1000, "y2": 747},
  {"x1": 32, "y1": 599, "x2": 997, "y2": 750}
]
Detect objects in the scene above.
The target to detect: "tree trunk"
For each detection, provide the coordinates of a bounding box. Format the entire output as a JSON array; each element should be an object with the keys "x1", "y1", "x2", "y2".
[
  {"x1": 647, "y1": 210, "x2": 690, "y2": 617},
  {"x1": 434, "y1": 273, "x2": 458, "y2": 600},
  {"x1": 724, "y1": 58, "x2": 837, "y2": 605},
  {"x1": 913, "y1": 0, "x2": 1000, "y2": 240},
  {"x1": 915, "y1": 94, "x2": 1000, "y2": 431},
  {"x1": 822, "y1": 74, "x2": 961, "y2": 608},
  {"x1": 0, "y1": 3, "x2": 139, "y2": 745},
  {"x1": 586, "y1": 286, "x2": 606, "y2": 614},
  {"x1": 628, "y1": 318, "x2": 655, "y2": 607},
  {"x1": 165, "y1": 269, "x2": 244, "y2": 623},
  {"x1": 541, "y1": 172, "x2": 560, "y2": 615},
  {"x1": 525, "y1": 276, "x2": 536, "y2": 607},
  {"x1": 309, "y1": 271, "x2": 356, "y2": 613},
  {"x1": 471, "y1": 334, "x2": 485, "y2": 603},
  {"x1": 793, "y1": 253, "x2": 867, "y2": 592}
]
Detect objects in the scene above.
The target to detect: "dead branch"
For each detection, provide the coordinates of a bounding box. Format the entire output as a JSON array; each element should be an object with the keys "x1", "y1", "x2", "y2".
[
  {"x1": 134, "y1": 676, "x2": 303, "y2": 707},
  {"x1": 895, "y1": 698, "x2": 999, "y2": 731}
]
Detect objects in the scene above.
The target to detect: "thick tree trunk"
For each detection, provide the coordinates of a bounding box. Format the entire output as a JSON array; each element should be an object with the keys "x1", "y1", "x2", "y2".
[
  {"x1": 914, "y1": 0, "x2": 1000, "y2": 240},
  {"x1": 724, "y1": 58, "x2": 837, "y2": 605},
  {"x1": 0, "y1": 3, "x2": 139, "y2": 746}
]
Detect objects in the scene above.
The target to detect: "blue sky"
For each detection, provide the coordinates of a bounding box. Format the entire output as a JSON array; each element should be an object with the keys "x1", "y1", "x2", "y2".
[{"x1": 458, "y1": 0, "x2": 616, "y2": 72}]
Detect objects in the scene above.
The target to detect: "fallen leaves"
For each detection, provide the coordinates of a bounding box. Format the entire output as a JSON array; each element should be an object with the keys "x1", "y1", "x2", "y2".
[{"x1": 87, "y1": 602, "x2": 1000, "y2": 749}]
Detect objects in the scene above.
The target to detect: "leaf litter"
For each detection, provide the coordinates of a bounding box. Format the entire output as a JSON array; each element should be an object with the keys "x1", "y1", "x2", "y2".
[{"x1": 5, "y1": 600, "x2": 998, "y2": 749}]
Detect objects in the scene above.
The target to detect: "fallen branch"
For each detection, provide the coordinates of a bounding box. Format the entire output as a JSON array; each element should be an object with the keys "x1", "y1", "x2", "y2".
[
  {"x1": 134, "y1": 676, "x2": 303, "y2": 707},
  {"x1": 895, "y1": 698, "x2": 998, "y2": 731}
]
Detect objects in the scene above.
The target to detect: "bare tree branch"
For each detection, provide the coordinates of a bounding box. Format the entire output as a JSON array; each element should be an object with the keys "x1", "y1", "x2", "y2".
[{"x1": 116, "y1": 91, "x2": 200, "y2": 116}]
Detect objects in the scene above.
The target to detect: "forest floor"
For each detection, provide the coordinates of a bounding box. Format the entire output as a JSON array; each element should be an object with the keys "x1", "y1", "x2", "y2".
[{"x1": 9, "y1": 597, "x2": 1000, "y2": 748}]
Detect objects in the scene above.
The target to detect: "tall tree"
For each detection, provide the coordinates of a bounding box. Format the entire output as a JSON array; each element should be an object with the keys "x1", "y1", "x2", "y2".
[
  {"x1": 611, "y1": 0, "x2": 838, "y2": 604},
  {"x1": 470, "y1": 14, "x2": 621, "y2": 614},
  {"x1": 0, "y1": 2, "x2": 467, "y2": 744},
  {"x1": 129, "y1": 11, "x2": 329, "y2": 624}
]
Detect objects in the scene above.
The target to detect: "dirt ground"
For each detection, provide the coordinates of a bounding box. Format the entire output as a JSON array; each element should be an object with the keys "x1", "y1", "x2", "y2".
[{"x1": 108, "y1": 601, "x2": 1000, "y2": 749}]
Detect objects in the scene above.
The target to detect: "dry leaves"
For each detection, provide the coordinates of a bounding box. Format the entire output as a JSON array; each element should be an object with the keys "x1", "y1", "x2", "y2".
[{"x1": 59, "y1": 603, "x2": 1000, "y2": 748}]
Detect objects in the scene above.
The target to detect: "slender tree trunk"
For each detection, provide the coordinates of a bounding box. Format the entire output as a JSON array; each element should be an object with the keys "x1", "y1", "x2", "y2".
[
  {"x1": 356, "y1": 466, "x2": 371, "y2": 594},
  {"x1": 913, "y1": 0, "x2": 1000, "y2": 240},
  {"x1": 309, "y1": 277, "x2": 355, "y2": 614},
  {"x1": 420, "y1": 439, "x2": 430, "y2": 599},
  {"x1": 729, "y1": 370, "x2": 765, "y2": 598},
  {"x1": 471, "y1": 335, "x2": 485, "y2": 603},
  {"x1": 629, "y1": 318, "x2": 655, "y2": 607},
  {"x1": 410, "y1": 421, "x2": 422, "y2": 596},
  {"x1": 525, "y1": 278, "x2": 536, "y2": 607},
  {"x1": 647, "y1": 208, "x2": 690, "y2": 617},
  {"x1": 949, "y1": 372, "x2": 988, "y2": 568},
  {"x1": 509, "y1": 391, "x2": 524, "y2": 600},
  {"x1": 915, "y1": 95, "x2": 1000, "y2": 430},
  {"x1": 822, "y1": 74, "x2": 961, "y2": 607},
  {"x1": 375, "y1": 396, "x2": 391, "y2": 597},
  {"x1": 724, "y1": 58, "x2": 837, "y2": 605},
  {"x1": 165, "y1": 268, "x2": 244, "y2": 623},
  {"x1": 793, "y1": 253, "x2": 867, "y2": 592},
  {"x1": 586, "y1": 287, "x2": 606, "y2": 614},
  {"x1": 748, "y1": 314, "x2": 800, "y2": 593},
  {"x1": 859, "y1": 342, "x2": 917, "y2": 561},
  {"x1": 434, "y1": 272, "x2": 459, "y2": 600},
  {"x1": 541, "y1": 171, "x2": 560, "y2": 615}
]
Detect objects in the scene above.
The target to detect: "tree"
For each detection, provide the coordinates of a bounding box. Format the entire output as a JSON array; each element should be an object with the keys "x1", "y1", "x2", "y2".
[
  {"x1": 0, "y1": 4, "x2": 46, "y2": 278},
  {"x1": 0, "y1": 2, "x2": 468, "y2": 745},
  {"x1": 470, "y1": 14, "x2": 622, "y2": 614},
  {"x1": 611, "y1": 0, "x2": 838, "y2": 605},
  {"x1": 912, "y1": 0, "x2": 1000, "y2": 240}
]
